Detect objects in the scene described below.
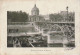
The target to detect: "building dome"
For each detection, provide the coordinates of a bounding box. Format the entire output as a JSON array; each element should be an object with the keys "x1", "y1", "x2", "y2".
[{"x1": 31, "y1": 4, "x2": 39, "y2": 15}]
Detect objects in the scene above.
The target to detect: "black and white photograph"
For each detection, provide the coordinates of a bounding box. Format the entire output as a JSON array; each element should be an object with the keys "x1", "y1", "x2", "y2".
[
  {"x1": 1, "y1": 0, "x2": 80, "y2": 55},
  {"x1": 7, "y1": 2, "x2": 75, "y2": 47}
]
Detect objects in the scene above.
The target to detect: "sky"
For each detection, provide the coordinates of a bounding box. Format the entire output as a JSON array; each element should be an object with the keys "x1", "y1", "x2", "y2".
[{"x1": 2, "y1": 0, "x2": 80, "y2": 15}]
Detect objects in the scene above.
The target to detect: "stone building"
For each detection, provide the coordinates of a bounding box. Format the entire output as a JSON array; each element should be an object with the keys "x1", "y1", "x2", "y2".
[
  {"x1": 31, "y1": 4, "x2": 39, "y2": 16},
  {"x1": 29, "y1": 4, "x2": 46, "y2": 22}
]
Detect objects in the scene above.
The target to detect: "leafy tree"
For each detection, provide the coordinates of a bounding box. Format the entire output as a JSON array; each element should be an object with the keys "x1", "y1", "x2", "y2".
[
  {"x1": 49, "y1": 14, "x2": 63, "y2": 22},
  {"x1": 7, "y1": 11, "x2": 29, "y2": 22}
]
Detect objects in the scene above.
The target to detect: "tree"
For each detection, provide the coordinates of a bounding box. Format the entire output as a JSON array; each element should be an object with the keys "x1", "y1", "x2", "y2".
[
  {"x1": 7, "y1": 11, "x2": 29, "y2": 22},
  {"x1": 49, "y1": 13, "x2": 63, "y2": 22}
]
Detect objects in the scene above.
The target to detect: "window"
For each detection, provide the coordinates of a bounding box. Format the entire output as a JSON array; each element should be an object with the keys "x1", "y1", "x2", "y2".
[{"x1": 9, "y1": 29, "x2": 18, "y2": 33}]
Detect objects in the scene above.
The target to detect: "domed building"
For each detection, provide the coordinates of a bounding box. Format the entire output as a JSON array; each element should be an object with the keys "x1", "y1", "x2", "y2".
[
  {"x1": 29, "y1": 4, "x2": 45, "y2": 22},
  {"x1": 31, "y1": 4, "x2": 39, "y2": 15}
]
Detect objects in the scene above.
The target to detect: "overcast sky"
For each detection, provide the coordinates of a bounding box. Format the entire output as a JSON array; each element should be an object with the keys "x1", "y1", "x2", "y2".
[{"x1": 2, "y1": 0, "x2": 80, "y2": 15}]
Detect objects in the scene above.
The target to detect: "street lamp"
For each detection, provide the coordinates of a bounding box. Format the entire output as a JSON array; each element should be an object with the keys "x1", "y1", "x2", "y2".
[{"x1": 66, "y1": 6, "x2": 69, "y2": 22}]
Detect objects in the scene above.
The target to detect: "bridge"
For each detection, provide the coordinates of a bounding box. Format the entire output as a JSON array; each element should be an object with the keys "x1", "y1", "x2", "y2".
[{"x1": 7, "y1": 21, "x2": 75, "y2": 47}]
